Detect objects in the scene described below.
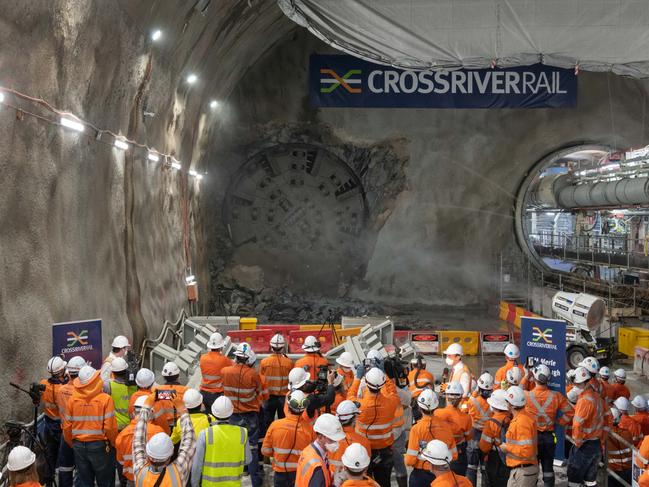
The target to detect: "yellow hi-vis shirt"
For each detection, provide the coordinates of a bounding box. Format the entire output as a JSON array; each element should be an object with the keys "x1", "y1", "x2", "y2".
[{"x1": 170, "y1": 412, "x2": 215, "y2": 444}]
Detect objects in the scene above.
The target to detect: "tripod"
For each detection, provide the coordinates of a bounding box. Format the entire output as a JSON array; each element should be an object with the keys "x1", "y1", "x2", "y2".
[{"x1": 317, "y1": 311, "x2": 340, "y2": 346}]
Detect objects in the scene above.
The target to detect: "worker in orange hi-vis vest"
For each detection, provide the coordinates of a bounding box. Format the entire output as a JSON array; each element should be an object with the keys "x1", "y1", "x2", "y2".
[
  {"x1": 525, "y1": 364, "x2": 573, "y2": 487},
  {"x1": 260, "y1": 333, "x2": 293, "y2": 429},
  {"x1": 199, "y1": 332, "x2": 233, "y2": 411},
  {"x1": 632, "y1": 395, "x2": 649, "y2": 436},
  {"x1": 295, "y1": 335, "x2": 329, "y2": 381},
  {"x1": 608, "y1": 407, "x2": 634, "y2": 487},
  {"x1": 421, "y1": 440, "x2": 473, "y2": 487},
  {"x1": 466, "y1": 372, "x2": 494, "y2": 487},
  {"x1": 338, "y1": 443, "x2": 379, "y2": 487},
  {"x1": 128, "y1": 368, "x2": 155, "y2": 416},
  {"x1": 479, "y1": 389, "x2": 512, "y2": 486},
  {"x1": 151, "y1": 362, "x2": 188, "y2": 434},
  {"x1": 494, "y1": 343, "x2": 525, "y2": 390},
  {"x1": 442, "y1": 344, "x2": 472, "y2": 398},
  {"x1": 434, "y1": 381, "x2": 473, "y2": 477},
  {"x1": 636, "y1": 432, "x2": 649, "y2": 487},
  {"x1": 295, "y1": 413, "x2": 346, "y2": 487},
  {"x1": 598, "y1": 366, "x2": 615, "y2": 404},
  {"x1": 336, "y1": 352, "x2": 356, "y2": 390},
  {"x1": 614, "y1": 397, "x2": 643, "y2": 446},
  {"x1": 610, "y1": 369, "x2": 631, "y2": 401},
  {"x1": 329, "y1": 400, "x2": 372, "y2": 479},
  {"x1": 40, "y1": 356, "x2": 69, "y2": 487}
]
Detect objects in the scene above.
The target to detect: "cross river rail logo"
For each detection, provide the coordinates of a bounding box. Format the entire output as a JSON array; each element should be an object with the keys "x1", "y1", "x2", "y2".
[
  {"x1": 63, "y1": 330, "x2": 94, "y2": 354},
  {"x1": 528, "y1": 326, "x2": 557, "y2": 350},
  {"x1": 320, "y1": 68, "x2": 362, "y2": 94}
]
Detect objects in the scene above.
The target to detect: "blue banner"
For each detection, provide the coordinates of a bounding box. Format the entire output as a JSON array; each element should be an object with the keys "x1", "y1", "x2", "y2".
[
  {"x1": 520, "y1": 316, "x2": 567, "y2": 459},
  {"x1": 310, "y1": 54, "x2": 577, "y2": 109},
  {"x1": 52, "y1": 319, "x2": 103, "y2": 369}
]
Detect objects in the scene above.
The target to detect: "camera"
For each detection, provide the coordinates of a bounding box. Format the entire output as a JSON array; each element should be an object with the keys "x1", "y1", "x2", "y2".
[
  {"x1": 526, "y1": 356, "x2": 537, "y2": 368},
  {"x1": 384, "y1": 352, "x2": 408, "y2": 382},
  {"x1": 315, "y1": 365, "x2": 329, "y2": 394},
  {"x1": 155, "y1": 389, "x2": 176, "y2": 401}
]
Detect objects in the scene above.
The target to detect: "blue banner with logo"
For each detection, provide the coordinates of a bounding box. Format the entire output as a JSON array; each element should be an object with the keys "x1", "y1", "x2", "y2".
[
  {"x1": 310, "y1": 54, "x2": 577, "y2": 109},
  {"x1": 520, "y1": 316, "x2": 567, "y2": 459},
  {"x1": 52, "y1": 319, "x2": 102, "y2": 369}
]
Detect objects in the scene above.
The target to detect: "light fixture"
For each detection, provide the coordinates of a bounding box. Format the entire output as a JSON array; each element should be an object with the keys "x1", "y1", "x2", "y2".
[
  {"x1": 189, "y1": 169, "x2": 198, "y2": 177},
  {"x1": 196, "y1": 174, "x2": 204, "y2": 180},
  {"x1": 147, "y1": 151, "x2": 160, "y2": 162},
  {"x1": 186, "y1": 74, "x2": 198, "y2": 85},
  {"x1": 545, "y1": 212, "x2": 556, "y2": 216},
  {"x1": 0, "y1": 92, "x2": 4, "y2": 103},
  {"x1": 171, "y1": 160, "x2": 182, "y2": 170},
  {"x1": 151, "y1": 29, "x2": 162, "y2": 42},
  {"x1": 60, "y1": 116, "x2": 85, "y2": 132},
  {"x1": 114, "y1": 139, "x2": 129, "y2": 151},
  {"x1": 185, "y1": 274, "x2": 196, "y2": 284},
  {"x1": 209, "y1": 100, "x2": 218, "y2": 109}
]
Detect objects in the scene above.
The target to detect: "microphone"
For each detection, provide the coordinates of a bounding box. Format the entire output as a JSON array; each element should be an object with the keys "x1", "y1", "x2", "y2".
[{"x1": 441, "y1": 367, "x2": 449, "y2": 383}]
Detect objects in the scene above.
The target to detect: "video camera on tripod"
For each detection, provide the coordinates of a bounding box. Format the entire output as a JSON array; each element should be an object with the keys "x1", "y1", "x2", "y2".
[
  {"x1": 315, "y1": 365, "x2": 329, "y2": 394},
  {"x1": 384, "y1": 350, "x2": 409, "y2": 384}
]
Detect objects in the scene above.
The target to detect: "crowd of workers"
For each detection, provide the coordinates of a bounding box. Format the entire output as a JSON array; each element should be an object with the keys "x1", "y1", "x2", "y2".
[{"x1": 6, "y1": 332, "x2": 649, "y2": 487}]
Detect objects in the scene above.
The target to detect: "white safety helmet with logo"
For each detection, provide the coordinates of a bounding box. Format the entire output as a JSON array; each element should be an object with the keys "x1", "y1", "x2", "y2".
[
  {"x1": 288, "y1": 367, "x2": 310, "y2": 391},
  {"x1": 112, "y1": 335, "x2": 130, "y2": 349},
  {"x1": 614, "y1": 368, "x2": 627, "y2": 381},
  {"x1": 183, "y1": 389, "x2": 203, "y2": 410},
  {"x1": 161, "y1": 362, "x2": 180, "y2": 377},
  {"x1": 503, "y1": 343, "x2": 520, "y2": 360},
  {"x1": 477, "y1": 372, "x2": 494, "y2": 390},
  {"x1": 336, "y1": 352, "x2": 355, "y2": 369},
  {"x1": 66, "y1": 356, "x2": 87, "y2": 374},
  {"x1": 146, "y1": 433, "x2": 174, "y2": 462},
  {"x1": 443, "y1": 343, "x2": 464, "y2": 356},
  {"x1": 313, "y1": 413, "x2": 346, "y2": 441},
  {"x1": 445, "y1": 381, "x2": 464, "y2": 397},
  {"x1": 342, "y1": 443, "x2": 371, "y2": 472},
  {"x1": 365, "y1": 367, "x2": 387, "y2": 390},
  {"x1": 270, "y1": 334, "x2": 286, "y2": 351},
  {"x1": 233, "y1": 343, "x2": 253, "y2": 360},
  {"x1": 578, "y1": 357, "x2": 599, "y2": 375},
  {"x1": 417, "y1": 388, "x2": 440, "y2": 412},
  {"x1": 421, "y1": 439, "x2": 453, "y2": 466},
  {"x1": 614, "y1": 396, "x2": 630, "y2": 412},
  {"x1": 632, "y1": 395, "x2": 647, "y2": 411},
  {"x1": 599, "y1": 366, "x2": 611, "y2": 379},
  {"x1": 302, "y1": 335, "x2": 321, "y2": 352},
  {"x1": 533, "y1": 364, "x2": 551, "y2": 384},
  {"x1": 573, "y1": 366, "x2": 591, "y2": 384},
  {"x1": 336, "y1": 400, "x2": 361, "y2": 422},
  {"x1": 47, "y1": 356, "x2": 67, "y2": 375},
  {"x1": 366, "y1": 349, "x2": 382, "y2": 361},
  {"x1": 505, "y1": 386, "x2": 526, "y2": 407},
  {"x1": 78, "y1": 366, "x2": 97, "y2": 385},
  {"x1": 111, "y1": 357, "x2": 129, "y2": 373},
  {"x1": 136, "y1": 368, "x2": 156, "y2": 388},
  {"x1": 487, "y1": 389, "x2": 509, "y2": 411},
  {"x1": 506, "y1": 367, "x2": 522, "y2": 386},
  {"x1": 207, "y1": 332, "x2": 224, "y2": 350}
]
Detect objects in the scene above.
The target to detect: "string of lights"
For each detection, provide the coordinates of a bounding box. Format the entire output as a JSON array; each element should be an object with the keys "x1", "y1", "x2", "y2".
[{"x1": 0, "y1": 82, "x2": 205, "y2": 181}]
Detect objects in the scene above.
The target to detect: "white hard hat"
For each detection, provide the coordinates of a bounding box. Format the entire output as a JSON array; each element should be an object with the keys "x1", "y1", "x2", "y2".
[
  {"x1": 313, "y1": 413, "x2": 345, "y2": 441},
  {"x1": 66, "y1": 356, "x2": 87, "y2": 373},
  {"x1": 112, "y1": 335, "x2": 130, "y2": 349},
  {"x1": 136, "y1": 368, "x2": 155, "y2": 388},
  {"x1": 111, "y1": 357, "x2": 129, "y2": 373},
  {"x1": 146, "y1": 432, "x2": 174, "y2": 461},
  {"x1": 366, "y1": 349, "x2": 382, "y2": 361},
  {"x1": 567, "y1": 388, "x2": 580, "y2": 404},
  {"x1": 270, "y1": 333, "x2": 286, "y2": 349},
  {"x1": 337, "y1": 400, "x2": 361, "y2": 420},
  {"x1": 599, "y1": 366, "x2": 611, "y2": 378},
  {"x1": 445, "y1": 381, "x2": 464, "y2": 396},
  {"x1": 78, "y1": 366, "x2": 97, "y2": 385},
  {"x1": 212, "y1": 396, "x2": 234, "y2": 419},
  {"x1": 504, "y1": 343, "x2": 520, "y2": 359},
  {"x1": 417, "y1": 389, "x2": 440, "y2": 412},
  {"x1": 247, "y1": 350, "x2": 257, "y2": 366},
  {"x1": 288, "y1": 367, "x2": 310, "y2": 390},
  {"x1": 614, "y1": 396, "x2": 630, "y2": 412},
  {"x1": 487, "y1": 389, "x2": 509, "y2": 411},
  {"x1": 233, "y1": 342, "x2": 253, "y2": 359},
  {"x1": 611, "y1": 407, "x2": 622, "y2": 424},
  {"x1": 506, "y1": 367, "x2": 522, "y2": 385},
  {"x1": 614, "y1": 368, "x2": 627, "y2": 380},
  {"x1": 477, "y1": 372, "x2": 494, "y2": 390},
  {"x1": 7, "y1": 446, "x2": 36, "y2": 472},
  {"x1": 365, "y1": 367, "x2": 386, "y2": 389},
  {"x1": 161, "y1": 362, "x2": 180, "y2": 377},
  {"x1": 573, "y1": 367, "x2": 591, "y2": 384},
  {"x1": 421, "y1": 439, "x2": 453, "y2": 466},
  {"x1": 134, "y1": 395, "x2": 149, "y2": 409},
  {"x1": 505, "y1": 386, "x2": 526, "y2": 407},
  {"x1": 443, "y1": 343, "x2": 463, "y2": 356},
  {"x1": 632, "y1": 395, "x2": 647, "y2": 410},
  {"x1": 342, "y1": 443, "x2": 371, "y2": 472},
  {"x1": 533, "y1": 364, "x2": 551, "y2": 384},
  {"x1": 287, "y1": 390, "x2": 309, "y2": 413},
  {"x1": 207, "y1": 332, "x2": 224, "y2": 350},
  {"x1": 336, "y1": 352, "x2": 355, "y2": 369},
  {"x1": 183, "y1": 389, "x2": 203, "y2": 409},
  {"x1": 566, "y1": 369, "x2": 576, "y2": 381},
  {"x1": 48, "y1": 356, "x2": 67, "y2": 374},
  {"x1": 302, "y1": 335, "x2": 321, "y2": 352},
  {"x1": 578, "y1": 357, "x2": 600, "y2": 374}
]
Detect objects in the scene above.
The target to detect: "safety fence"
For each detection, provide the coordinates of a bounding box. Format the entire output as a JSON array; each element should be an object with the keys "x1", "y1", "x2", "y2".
[
  {"x1": 393, "y1": 329, "x2": 513, "y2": 356},
  {"x1": 498, "y1": 301, "x2": 542, "y2": 329}
]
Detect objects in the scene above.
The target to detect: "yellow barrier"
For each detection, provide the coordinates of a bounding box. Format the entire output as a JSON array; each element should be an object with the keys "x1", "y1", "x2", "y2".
[
  {"x1": 618, "y1": 327, "x2": 649, "y2": 357},
  {"x1": 440, "y1": 331, "x2": 480, "y2": 356},
  {"x1": 240, "y1": 317, "x2": 257, "y2": 330},
  {"x1": 498, "y1": 302, "x2": 509, "y2": 321}
]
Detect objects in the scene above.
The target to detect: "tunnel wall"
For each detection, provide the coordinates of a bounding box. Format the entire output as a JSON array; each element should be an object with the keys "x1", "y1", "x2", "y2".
[
  {"x1": 0, "y1": 0, "x2": 291, "y2": 422},
  {"x1": 205, "y1": 29, "x2": 649, "y2": 320}
]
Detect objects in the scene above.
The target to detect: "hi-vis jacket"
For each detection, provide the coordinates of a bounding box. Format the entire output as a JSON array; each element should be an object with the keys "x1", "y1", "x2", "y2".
[
  {"x1": 262, "y1": 412, "x2": 315, "y2": 472},
  {"x1": 62, "y1": 370, "x2": 118, "y2": 446},
  {"x1": 572, "y1": 382, "x2": 610, "y2": 446},
  {"x1": 608, "y1": 425, "x2": 633, "y2": 472},
  {"x1": 467, "y1": 393, "x2": 491, "y2": 431},
  {"x1": 405, "y1": 415, "x2": 457, "y2": 471},
  {"x1": 296, "y1": 443, "x2": 332, "y2": 487},
  {"x1": 260, "y1": 354, "x2": 293, "y2": 397},
  {"x1": 200, "y1": 351, "x2": 233, "y2": 394},
  {"x1": 494, "y1": 362, "x2": 525, "y2": 390},
  {"x1": 222, "y1": 363, "x2": 264, "y2": 413},
  {"x1": 524, "y1": 384, "x2": 573, "y2": 432},
  {"x1": 408, "y1": 369, "x2": 435, "y2": 399},
  {"x1": 479, "y1": 410, "x2": 511, "y2": 454},
  {"x1": 115, "y1": 418, "x2": 164, "y2": 481},
  {"x1": 633, "y1": 411, "x2": 649, "y2": 436},
  {"x1": 619, "y1": 414, "x2": 643, "y2": 447},
  {"x1": 41, "y1": 378, "x2": 68, "y2": 421},
  {"x1": 636, "y1": 436, "x2": 649, "y2": 487},
  {"x1": 329, "y1": 424, "x2": 373, "y2": 471},
  {"x1": 502, "y1": 410, "x2": 538, "y2": 468},
  {"x1": 434, "y1": 405, "x2": 473, "y2": 446},
  {"x1": 348, "y1": 378, "x2": 400, "y2": 450},
  {"x1": 151, "y1": 383, "x2": 188, "y2": 434},
  {"x1": 295, "y1": 353, "x2": 329, "y2": 381}
]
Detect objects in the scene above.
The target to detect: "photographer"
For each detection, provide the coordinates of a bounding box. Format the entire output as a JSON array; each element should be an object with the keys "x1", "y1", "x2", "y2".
[{"x1": 287, "y1": 366, "x2": 336, "y2": 419}]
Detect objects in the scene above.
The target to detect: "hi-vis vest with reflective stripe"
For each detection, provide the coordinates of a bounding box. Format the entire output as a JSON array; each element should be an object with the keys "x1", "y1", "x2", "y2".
[
  {"x1": 135, "y1": 463, "x2": 182, "y2": 487},
  {"x1": 296, "y1": 443, "x2": 331, "y2": 487},
  {"x1": 40, "y1": 379, "x2": 64, "y2": 421},
  {"x1": 468, "y1": 396, "x2": 490, "y2": 431},
  {"x1": 202, "y1": 423, "x2": 247, "y2": 486},
  {"x1": 200, "y1": 352, "x2": 232, "y2": 393},
  {"x1": 260, "y1": 354, "x2": 293, "y2": 396},
  {"x1": 110, "y1": 381, "x2": 136, "y2": 430}
]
